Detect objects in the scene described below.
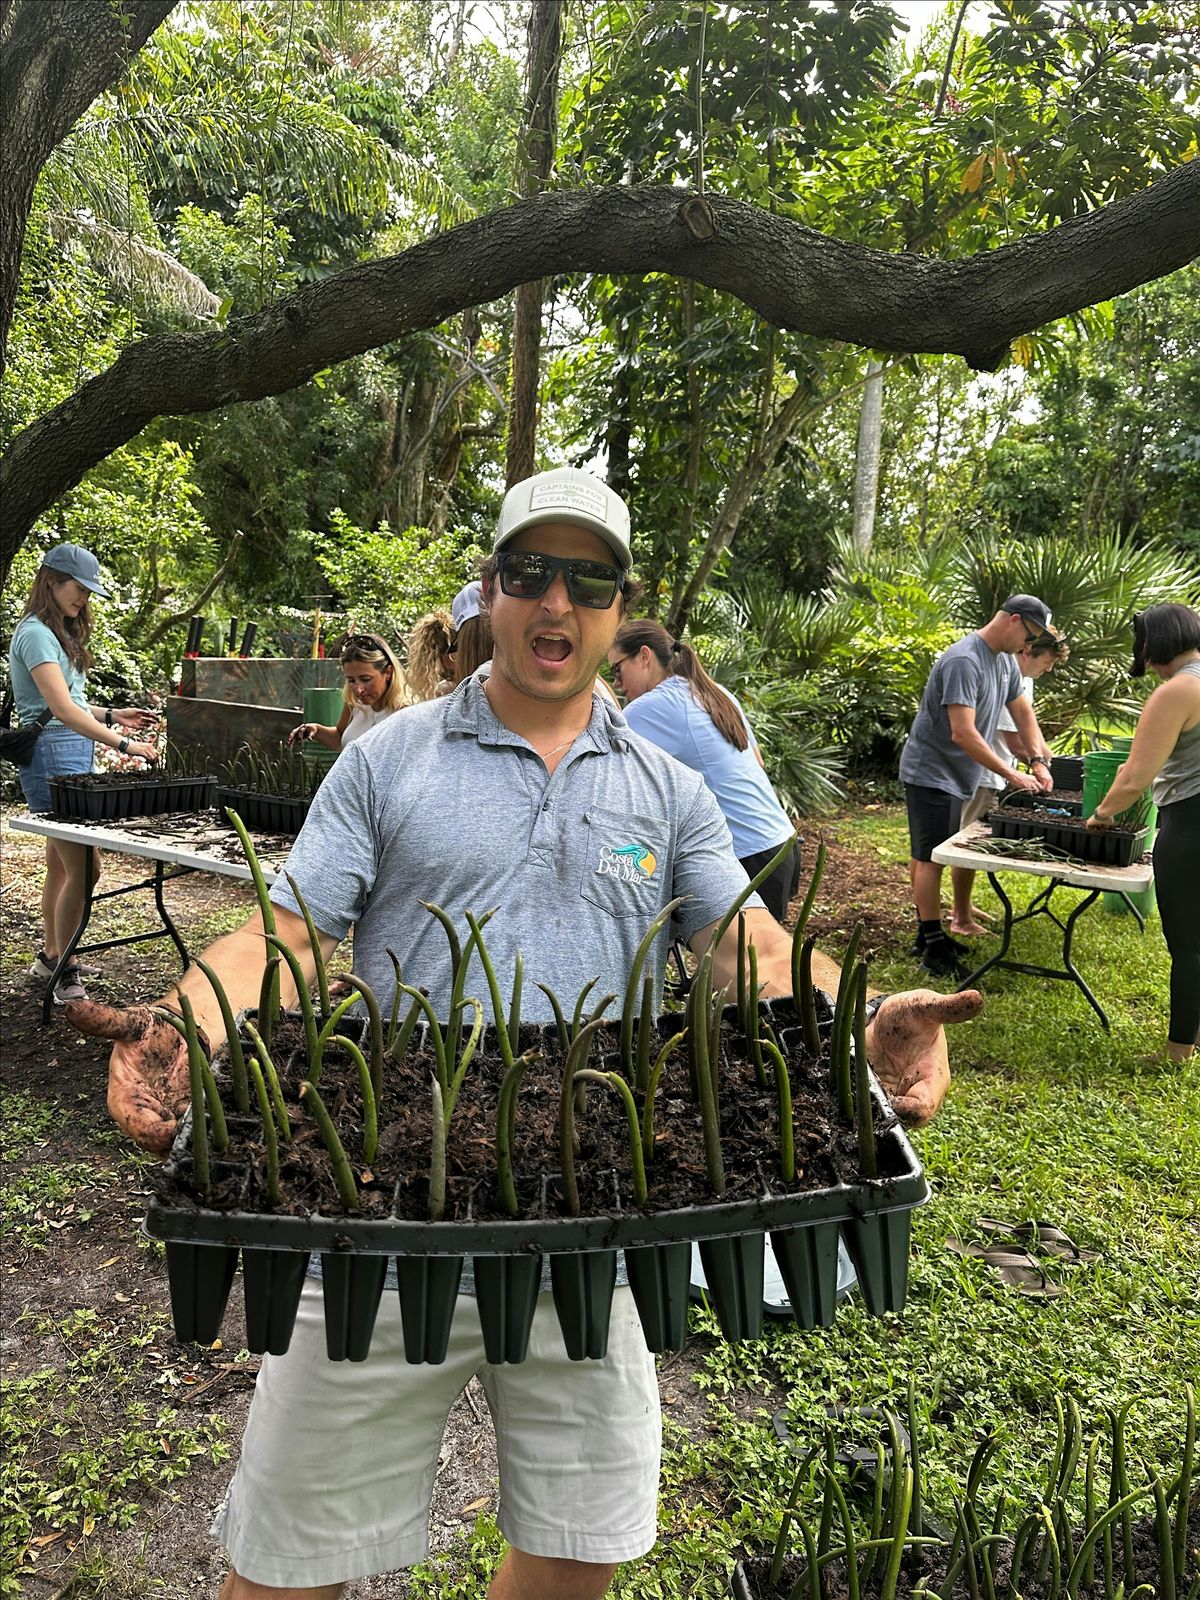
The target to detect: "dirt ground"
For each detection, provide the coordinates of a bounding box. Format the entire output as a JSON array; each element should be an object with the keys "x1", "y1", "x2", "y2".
[{"x1": 0, "y1": 811, "x2": 913, "y2": 1597}]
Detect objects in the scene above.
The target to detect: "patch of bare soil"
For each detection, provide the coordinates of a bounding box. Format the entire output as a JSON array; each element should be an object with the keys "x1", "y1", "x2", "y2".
[
  {"x1": 787, "y1": 812, "x2": 912, "y2": 956},
  {"x1": 0, "y1": 812, "x2": 910, "y2": 1597}
]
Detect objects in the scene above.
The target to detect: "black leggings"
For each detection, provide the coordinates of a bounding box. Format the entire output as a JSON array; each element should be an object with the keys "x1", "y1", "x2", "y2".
[{"x1": 1154, "y1": 793, "x2": 1200, "y2": 1046}]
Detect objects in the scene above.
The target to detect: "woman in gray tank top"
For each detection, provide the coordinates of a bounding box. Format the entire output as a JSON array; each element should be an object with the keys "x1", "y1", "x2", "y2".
[{"x1": 1088, "y1": 604, "x2": 1200, "y2": 1062}]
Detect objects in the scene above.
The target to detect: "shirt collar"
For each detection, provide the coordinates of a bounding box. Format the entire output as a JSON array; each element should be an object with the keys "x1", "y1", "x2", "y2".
[{"x1": 443, "y1": 672, "x2": 632, "y2": 753}]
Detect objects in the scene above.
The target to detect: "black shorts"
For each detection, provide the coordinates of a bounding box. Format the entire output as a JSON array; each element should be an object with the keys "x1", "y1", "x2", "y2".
[
  {"x1": 740, "y1": 837, "x2": 803, "y2": 922},
  {"x1": 905, "y1": 784, "x2": 963, "y2": 862}
]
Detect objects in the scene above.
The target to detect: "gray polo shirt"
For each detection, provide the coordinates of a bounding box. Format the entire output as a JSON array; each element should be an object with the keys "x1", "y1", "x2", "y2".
[
  {"x1": 899, "y1": 634, "x2": 1021, "y2": 801},
  {"x1": 270, "y1": 674, "x2": 754, "y2": 1013}
]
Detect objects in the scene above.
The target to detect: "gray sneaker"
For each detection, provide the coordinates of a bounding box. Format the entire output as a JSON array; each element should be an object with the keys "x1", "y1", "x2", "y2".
[
  {"x1": 30, "y1": 950, "x2": 101, "y2": 980},
  {"x1": 52, "y1": 965, "x2": 88, "y2": 1005}
]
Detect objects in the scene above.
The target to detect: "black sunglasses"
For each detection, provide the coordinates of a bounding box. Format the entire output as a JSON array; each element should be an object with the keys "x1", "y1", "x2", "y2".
[
  {"x1": 343, "y1": 632, "x2": 389, "y2": 653},
  {"x1": 497, "y1": 550, "x2": 625, "y2": 610}
]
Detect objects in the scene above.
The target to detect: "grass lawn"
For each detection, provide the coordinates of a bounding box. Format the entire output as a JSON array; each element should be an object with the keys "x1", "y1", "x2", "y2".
[{"x1": 2, "y1": 806, "x2": 1196, "y2": 1597}]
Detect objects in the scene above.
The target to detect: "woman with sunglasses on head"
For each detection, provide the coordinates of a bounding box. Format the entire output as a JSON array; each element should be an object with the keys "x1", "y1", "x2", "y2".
[
  {"x1": 8, "y1": 543, "x2": 158, "y2": 1004},
  {"x1": 608, "y1": 620, "x2": 801, "y2": 920},
  {"x1": 289, "y1": 631, "x2": 406, "y2": 750},
  {"x1": 1086, "y1": 602, "x2": 1200, "y2": 1064}
]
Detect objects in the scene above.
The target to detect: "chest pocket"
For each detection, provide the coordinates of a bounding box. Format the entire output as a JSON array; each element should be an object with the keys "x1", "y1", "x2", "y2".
[{"x1": 579, "y1": 805, "x2": 670, "y2": 920}]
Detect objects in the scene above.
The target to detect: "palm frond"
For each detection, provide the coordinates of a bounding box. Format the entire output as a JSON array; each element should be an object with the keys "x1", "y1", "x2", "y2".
[{"x1": 46, "y1": 211, "x2": 221, "y2": 320}]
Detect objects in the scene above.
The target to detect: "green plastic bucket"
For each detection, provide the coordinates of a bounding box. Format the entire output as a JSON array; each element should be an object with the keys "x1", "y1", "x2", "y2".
[
  {"x1": 1082, "y1": 750, "x2": 1126, "y2": 818},
  {"x1": 303, "y1": 686, "x2": 345, "y2": 726},
  {"x1": 1107, "y1": 734, "x2": 1135, "y2": 754}
]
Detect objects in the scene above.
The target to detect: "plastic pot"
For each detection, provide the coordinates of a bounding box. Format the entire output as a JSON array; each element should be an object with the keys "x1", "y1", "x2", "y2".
[
  {"x1": 472, "y1": 1254, "x2": 543, "y2": 1365},
  {"x1": 241, "y1": 1247, "x2": 310, "y2": 1356},
  {"x1": 395, "y1": 1254, "x2": 463, "y2": 1365},
  {"x1": 165, "y1": 1240, "x2": 240, "y2": 1344},
  {"x1": 768, "y1": 1220, "x2": 842, "y2": 1330},
  {"x1": 320, "y1": 1253, "x2": 388, "y2": 1362},
  {"x1": 841, "y1": 1207, "x2": 913, "y2": 1316},
  {"x1": 697, "y1": 1233, "x2": 765, "y2": 1342},
  {"x1": 549, "y1": 1249, "x2": 618, "y2": 1361},
  {"x1": 624, "y1": 1240, "x2": 692, "y2": 1353}
]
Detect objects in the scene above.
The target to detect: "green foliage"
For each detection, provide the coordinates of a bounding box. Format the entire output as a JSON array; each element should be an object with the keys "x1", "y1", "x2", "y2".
[{"x1": 308, "y1": 510, "x2": 483, "y2": 635}]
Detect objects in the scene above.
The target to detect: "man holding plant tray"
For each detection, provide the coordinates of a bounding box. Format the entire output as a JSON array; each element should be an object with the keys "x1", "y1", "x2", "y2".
[{"x1": 69, "y1": 467, "x2": 981, "y2": 1600}]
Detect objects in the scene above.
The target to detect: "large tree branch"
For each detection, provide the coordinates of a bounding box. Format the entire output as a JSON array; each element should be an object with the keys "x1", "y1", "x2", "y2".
[
  {"x1": 0, "y1": 0, "x2": 178, "y2": 376},
  {"x1": 2, "y1": 163, "x2": 1197, "y2": 579}
]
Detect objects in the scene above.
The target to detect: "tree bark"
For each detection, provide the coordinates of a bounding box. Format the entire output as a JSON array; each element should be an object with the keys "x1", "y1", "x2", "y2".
[
  {"x1": 2, "y1": 162, "x2": 1197, "y2": 584},
  {"x1": 0, "y1": 0, "x2": 177, "y2": 380},
  {"x1": 851, "y1": 357, "x2": 886, "y2": 554},
  {"x1": 504, "y1": 0, "x2": 562, "y2": 489}
]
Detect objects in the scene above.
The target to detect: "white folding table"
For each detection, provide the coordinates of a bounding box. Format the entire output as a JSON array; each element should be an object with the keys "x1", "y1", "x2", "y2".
[
  {"x1": 931, "y1": 822, "x2": 1155, "y2": 1029},
  {"x1": 8, "y1": 811, "x2": 290, "y2": 1025}
]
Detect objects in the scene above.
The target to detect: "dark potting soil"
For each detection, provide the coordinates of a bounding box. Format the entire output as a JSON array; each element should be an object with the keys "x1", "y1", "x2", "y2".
[
  {"x1": 155, "y1": 1004, "x2": 902, "y2": 1223},
  {"x1": 736, "y1": 1501, "x2": 1199, "y2": 1600},
  {"x1": 53, "y1": 770, "x2": 198, "y2": 788}
]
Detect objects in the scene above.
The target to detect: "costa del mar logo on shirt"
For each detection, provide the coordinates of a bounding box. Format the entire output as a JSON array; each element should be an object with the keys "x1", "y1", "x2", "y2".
[{"x1": 595, "y1": 841, "x2": 657, "y2": 882}]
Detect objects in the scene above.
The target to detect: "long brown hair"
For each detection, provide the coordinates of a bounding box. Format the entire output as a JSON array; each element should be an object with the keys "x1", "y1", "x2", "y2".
[
  {"x1": 451, "y1": 613, "x2": 493, "y2": 684},
  {"x1": 614, "y1": 619, "x2": 747, "y2": 750},
  {"x1": 20, "y1": 567, "x2": 94, "y2": 671},
  {"x1": 405, "y1": 610, "x2": 454, "y2": 700}
]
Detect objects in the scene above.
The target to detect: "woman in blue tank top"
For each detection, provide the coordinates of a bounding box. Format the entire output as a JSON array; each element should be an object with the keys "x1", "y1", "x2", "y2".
[
  {"x1": 1087, "y1": 603, "x2": 1200, "y2": 1063},
  {"x1": 609, "y1": 619, "x2": 800, "y2": 920}
]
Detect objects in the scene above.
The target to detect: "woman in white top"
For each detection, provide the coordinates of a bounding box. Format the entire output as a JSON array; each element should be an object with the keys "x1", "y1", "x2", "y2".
[{"x1": 288, "y1": 631, "x2": 405, "y2": 750}]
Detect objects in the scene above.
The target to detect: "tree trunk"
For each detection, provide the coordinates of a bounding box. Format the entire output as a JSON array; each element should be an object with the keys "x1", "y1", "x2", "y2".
[
  {"x1": 504, "y1": 0, "x2": 562, "y2": 489},
  {"x1": 3, "y1": 164, "x2": 1197, "y2": 586},
  {"x1": 850, "y1": 357, "x2": 886, "y2": 554},
  {"x1": 0, "y1": 0, "x2": 177, "y2": 380}
]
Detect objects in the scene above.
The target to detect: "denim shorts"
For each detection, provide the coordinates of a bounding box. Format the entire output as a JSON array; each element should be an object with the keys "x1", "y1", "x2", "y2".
[{"x1": 19, "y1": 727, "x2": 94, "y2": 814}]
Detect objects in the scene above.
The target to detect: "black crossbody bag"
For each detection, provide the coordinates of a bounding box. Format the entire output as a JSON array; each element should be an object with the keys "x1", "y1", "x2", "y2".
[{"x1": 0, "y1": 690, "x2": 54, "y2": 766}]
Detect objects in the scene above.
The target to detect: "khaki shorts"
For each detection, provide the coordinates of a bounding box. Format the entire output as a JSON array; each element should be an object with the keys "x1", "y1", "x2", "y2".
[
  {"x1": 212, "y1": 1281, "x2": 661, "y2": 1586},
  {"x1": 960, "y1": 784, "x2": 1005, "y2": 829}
]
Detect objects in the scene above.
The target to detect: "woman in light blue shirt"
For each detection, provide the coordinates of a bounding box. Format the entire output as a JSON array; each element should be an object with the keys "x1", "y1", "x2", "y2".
[
  {"x1": 8, "y1": 544, "x2": 157, "y2": 1004},
  {"x1": 609, "y1": 619, "x2": 800, "y2": 919}
]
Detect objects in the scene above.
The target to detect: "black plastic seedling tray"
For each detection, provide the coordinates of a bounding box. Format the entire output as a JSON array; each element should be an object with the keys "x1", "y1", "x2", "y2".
[
  {"x1": 215, "y1": 785, "x2": 311, "y2": 835},
  {"x1": 48, "y1": 774, "x2": 215, "y2": 822},
  {"x1": 145, "y1": 1000, "x2": 929, "y2": 1366},
  {"x1": 1050, "y1": 754, "x2": 1085, "y2": 791},
  {"x1": 1041, "y1": 818, "x2": 1147, "y2": 867}
]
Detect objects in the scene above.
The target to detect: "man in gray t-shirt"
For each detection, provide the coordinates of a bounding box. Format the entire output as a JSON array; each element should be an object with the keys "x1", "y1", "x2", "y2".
[
  {"x1": 899, "y1": 594, "x2": 1056, "y2": 978},
  {"x1": 73, "y1": 469, "x2": 981, "y2": 1600}
]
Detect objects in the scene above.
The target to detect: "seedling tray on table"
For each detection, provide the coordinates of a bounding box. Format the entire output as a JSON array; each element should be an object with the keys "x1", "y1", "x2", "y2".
[
  {"x1": 145, "y1": 1002, "x2": 929, "y2": 1367},
  {"x1": 49, "y1": 773, "x2": 215, "y2": 822},
  {"x1": 215, "y1": 785, "x2": 311, "y2": 835}
]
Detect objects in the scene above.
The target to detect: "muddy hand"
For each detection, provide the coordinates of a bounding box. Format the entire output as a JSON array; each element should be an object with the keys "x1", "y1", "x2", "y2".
[
  {"x1": 865, "y1": 988, "x2": 984, "y2": 1128},
  {"x1": 64, "y1": 1000, "x2": 190, "y2": 1156}
]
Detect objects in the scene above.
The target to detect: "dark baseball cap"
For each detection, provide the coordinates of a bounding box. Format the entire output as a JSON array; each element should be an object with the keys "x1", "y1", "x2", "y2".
[
  {"x1": 1000, "y1": 593, "x2": 1053, "y2": 631},
  {"x1": 41, "y1": 542, "x2": 110, "y2": 598}
]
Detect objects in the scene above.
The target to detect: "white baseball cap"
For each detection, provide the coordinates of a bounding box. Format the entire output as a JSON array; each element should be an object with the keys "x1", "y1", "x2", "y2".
[
  {"x1": 451, "y1": 581, "x2": 482, "y2": 629},
  {"x1": 494, "y1": 468, "x2": 632, "y2": 570}
]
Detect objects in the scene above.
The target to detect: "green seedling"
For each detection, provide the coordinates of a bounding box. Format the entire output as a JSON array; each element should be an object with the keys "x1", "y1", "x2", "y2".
[
  {"x1": 433, "y1": 901, "x2": 496, "y2": 1062},
  {"x1": 443, "y1": 997, "x2": 483, "y2": 1124},
  {"x1": 247, "y1": 1054, "x2": 280, "y2": 1207},
  {"x1": 264, "y1": 934, "x2": 318, "y2": 1065},
  {"x1": 635, "y1": 970, "x2": 654, "y2": 1093},
  {"x1": 173, "y1": 992, "x2": 227, "y2": 1153},
  {"x1": 575, "y1": 1068, "x2": 646, "y2": 1204},
  {"x1": 789, "y1": 836, "x2": 827, "y2": 1002},
  {"x1": 747, "y1": 936, "x2": 766, "y2": 1086},
  {"x1": 619, "y1": 895, "x2": 686, "y2": 1085},
  {"x1": 537, "y1": 982, "x2": 570, "y2": 1054},
  {"x1": 333, "y1": 1033, "x2": 377, "y2": 1166},
  {"x1": 429, "y1": 1075, "x2": 447, "y2": 1221},
  {"x1": 830, "y1": 921, "x2": 864, "y2": 1121},
  {"x1": 244, "y1": 1020, "x2": 290, "y2": 1141},
  {"x1": 736, "y1": 912, "x2": 749, "y2": 1037},
  {"x1": 558, "y1": 1018, "x2": 605, "y2": 1217},
  {"x1": 507, "y1": 951, "x2": 524, "y2": 1062},
  {"x1": 761, "y1": 1036, "x2": 794, "y2": 1183},
  {"x1": 340, "y1": 976, "x2": 384, "y2": 1099},
  {"x1": 852, "y1": 960, "x2": 877, "y2": 1179},
  {"x1": 1171, "y1": 1382, "x2": 1194, "y2": 1579},
  {"x1": 310, "y1": 989, "x2": 366, "y2": 1085},
  {"x1": 640, "y1": 1026, "x2": 687, "y2": 1165},
  {"x1": 192, "y1": 955, "x2": 249, "y2": 1113},
  {"x1": 175, "y1": 1003, "x2": 210, "y2": 1198},
  {"x1": 257, "y1": 955, "x2": 281, "y2": 1052},
  {"x1": 686, "y1": 947, "x2": 724, "y2": 1196},
  {"x1": 496, "y1": 1048, "x2": 540, "y2": 1216},
  {"x1": 571, "y1": 978, "x2": 598, "y2": 1039},
  {"x1": 466, "y1": 910, "x2": 517, "y2": 1072},
  {"x1": 798, "y1": 934, "x2": 820, "y2": 1056},
  {"x1": 225, "y1": 808, "x2": 276, "y2": 936},
  {"x1": 396, "y1": 981, "x2": 448, "y2": 1089},
  {"x1": 286, "y1": 873, "x2": 331, "y2": 1018},
  {"x1": 298, "y1": 1081, "x2": 359, "y2": 1212}
]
